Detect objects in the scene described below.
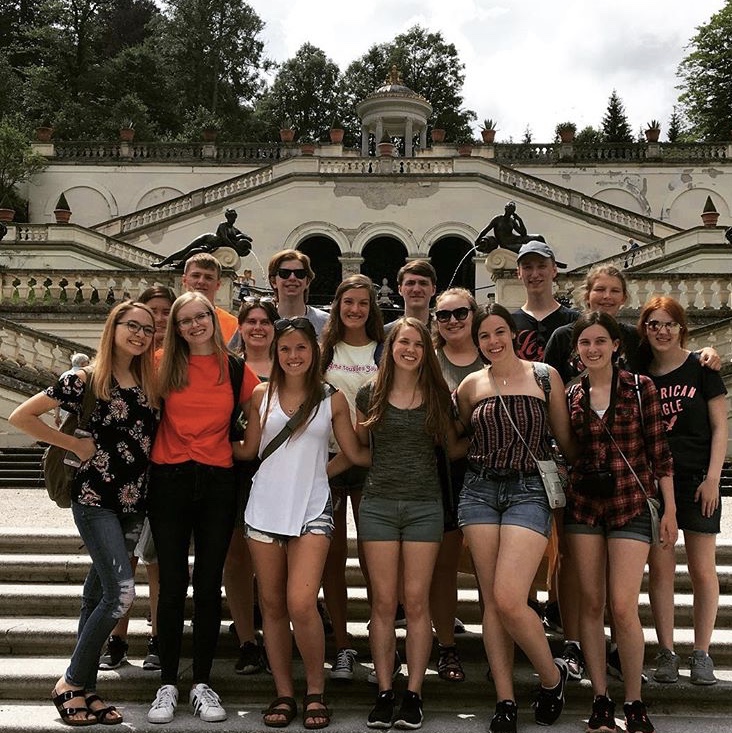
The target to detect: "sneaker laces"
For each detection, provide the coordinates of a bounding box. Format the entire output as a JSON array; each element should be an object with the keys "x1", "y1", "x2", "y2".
[
  {"x1": 334, "y1": 648, "x2": 356, "y2": 668},
  {"x1": 151, "y1": 686, "x2": 176, "y2": 710},
  {"x1": 192, "y1": 685, "x2": 221, "y2": 714}
]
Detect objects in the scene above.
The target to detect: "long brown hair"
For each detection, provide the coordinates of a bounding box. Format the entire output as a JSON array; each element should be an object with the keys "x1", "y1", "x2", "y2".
[
  {"x1": 236, "y1": 298, "x2": 278, "y2": 357},
  {"x1": 157, "y1": 292, "x2": 229, "y2": 397},
  {"x1": 320, "y1": 274, "x2": 385, "y2": 373},
  {"x1": 361, "y1": 317, "x2": 451, "y2": 440},
  {"x1": 432, "y1": 287, "x2": 478, "y2": 350},
  {"x1": 93, "y1": 301, "x2": 157, "y2": 405},
  {"x1": 266, "y1": 318, "x2": 324, "y2": 435}
]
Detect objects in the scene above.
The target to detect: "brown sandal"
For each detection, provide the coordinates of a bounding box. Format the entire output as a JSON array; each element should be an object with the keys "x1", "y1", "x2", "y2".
[
  {"x1": 438, "y1": 644, "x2": 465, "y2": 682},
  {"x1": 262, "y1": 696, "x2": 297, "y2": 728},
  {"x1": 51, "y1": 688, "x2": 96, "y2": 727},
  {"x1": 303, "y1": 693, "x2": 331, "y2": 730},
  {"x1": 85, "y1": 694, "x2": 123, "y2": 725}
]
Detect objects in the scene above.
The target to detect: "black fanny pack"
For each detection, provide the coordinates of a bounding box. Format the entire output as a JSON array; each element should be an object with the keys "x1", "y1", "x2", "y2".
[{"x1": 575, "y1": 469, "x2": 614, "y2": 499}]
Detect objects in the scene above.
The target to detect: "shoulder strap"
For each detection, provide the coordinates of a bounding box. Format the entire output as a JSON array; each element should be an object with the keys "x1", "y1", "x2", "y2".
[
  {"x1": 633, "y1": 373, "x2": 644, "y2": 431},
  {"x1": 259, "y1": 383, "x2": 337, "y2": 463},
  {"x1": 373, "y1": 342, "x2": 384, "y2": 366},
  {"x1": 227, "y1": 353, "x2": 244, "y2": 406},
  {"x1": 78, "y1": 367, "x2": 96, "y2": 428}
]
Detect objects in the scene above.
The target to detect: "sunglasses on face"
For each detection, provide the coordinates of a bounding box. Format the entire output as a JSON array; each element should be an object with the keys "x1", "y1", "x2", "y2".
[
  {"x1": 117, "y1": 320, "x2": 155, "y2": 337},
  {"x1": 241, "y1": 296, "x2": 275, "y2": 304},
  {"x1": 277, "y1": 268, "x2": 308, "y2": 280},
  {"x1": 435, "y1": 307, "x2": 471, "y2": 323},
  {"x1": 645, "y1": 320, "x2": 681, "y2": 334},
  {"x1": 274, "y1": 317, "x2": 314, "y2": 333}
]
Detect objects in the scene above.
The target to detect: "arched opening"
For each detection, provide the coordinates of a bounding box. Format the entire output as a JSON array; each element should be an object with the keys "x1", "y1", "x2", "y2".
[
  {"x1": 429, "y1": 237, "x2": 475, "y2": 294},
  {"x1": 360, "y1": 237, "x2": 408, "y2": 299},
  {"x1": 297, "y1": 236, "x2": 342, "y2": 306}
]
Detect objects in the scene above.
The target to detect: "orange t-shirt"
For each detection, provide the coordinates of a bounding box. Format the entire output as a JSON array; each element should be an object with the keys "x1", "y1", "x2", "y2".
[
  {"x1": 215, "y1": 307, "x2": 239, "y2": 344},
  {"x1": 152, "y1": 354, "x2": 259, "y2": 468}
]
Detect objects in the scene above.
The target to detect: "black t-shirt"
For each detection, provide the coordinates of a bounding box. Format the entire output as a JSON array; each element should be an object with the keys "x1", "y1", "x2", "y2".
[
  {"x1": 544, "y1": 320, "x2": 642, "y2": 385},
  {"x1": 512, "y1": 305, "x2": 580, "y2": 362},
  {"x1": 649, "y1": 352, "x2": 727, "y2": 474}
]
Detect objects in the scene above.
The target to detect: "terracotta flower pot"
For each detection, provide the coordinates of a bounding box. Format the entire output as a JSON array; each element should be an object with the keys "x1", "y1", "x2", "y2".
[
  {"x1": 54, "y1": 209, "x2": 72, "y2": 224},
  {"x1": 481, "y1": 129, "x2": 496, "y2": 144},
  {"x1": 329, "y1": 128, "x2": 344, "y2": 144},
  {"x1": 431, "y1": 128, "x2": 446, "y2": 144},
  {"x1": 0, "y1": 207, "x2": 15, "y2": 222},
  {"x1": 457, "y1": 144, "x2": 473, "y2": 157},
  {"x1": 35, "y1": 126, "x2": 54, "y2": 142},
  {"x1": 377, "y1": 142, "x2": 395, "y2": 157},
  {"x1": 558, "y1": 129, "x2": 575, "y2": 144},
  {"x1": 202, "y1": 128, "x2": 218, "y2": 142},
  {"x1": 300, "y1": 142, "x2": 316, "y2": 155},
  {"x1": 645, "y1": 128, "x2": 661, "y2": 143},
  {"x1": 701, "y1": 211, "x2": 720, "y2": 228},
  {"x1": 119, "y1": 128, "x2": 135, "y2": 142},
  {"x1": 279, "y1": 128, "x2": 295, "y2": 143}
]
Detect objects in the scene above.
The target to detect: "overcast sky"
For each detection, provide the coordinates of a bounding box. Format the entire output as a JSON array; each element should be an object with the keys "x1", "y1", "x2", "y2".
[{"x1": 247, "y1": 0, "x2": 726, "y2": 142}]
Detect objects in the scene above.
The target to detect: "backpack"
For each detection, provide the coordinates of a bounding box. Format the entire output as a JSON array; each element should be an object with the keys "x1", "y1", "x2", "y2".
[{"x1": 42, "y1": 367, "x2": 97, "y2": 508}]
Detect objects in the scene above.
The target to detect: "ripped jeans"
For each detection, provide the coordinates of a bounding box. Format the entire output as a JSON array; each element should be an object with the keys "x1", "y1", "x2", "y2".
[{"x1": 67, "y1": 502, "x2": 143, "y2": 691}]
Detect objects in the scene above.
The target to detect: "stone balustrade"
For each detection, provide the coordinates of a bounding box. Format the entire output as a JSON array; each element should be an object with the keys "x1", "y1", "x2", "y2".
[
  {"x1": 318, "y1": 157, "x2": 455, "y2": 175},
  {"x1": 0, "y1": 317, "x2": 91, "y2": 378},
  {"x1": 687, "y1": 319, "x2": 732, "y2": 364},
  {"x1": 0, "y1": 272, "x2": 177, "y2": 308}
]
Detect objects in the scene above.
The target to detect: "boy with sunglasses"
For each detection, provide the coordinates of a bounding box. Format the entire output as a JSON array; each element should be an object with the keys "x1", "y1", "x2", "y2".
[{"x1": 268, "y1": 249, "x2": 329, "y2": 338}]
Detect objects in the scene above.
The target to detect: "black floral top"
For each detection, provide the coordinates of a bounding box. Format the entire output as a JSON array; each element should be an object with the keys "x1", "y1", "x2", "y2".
[{"x1": 45, "y1": 372, "x2": 157, "y2": 513}]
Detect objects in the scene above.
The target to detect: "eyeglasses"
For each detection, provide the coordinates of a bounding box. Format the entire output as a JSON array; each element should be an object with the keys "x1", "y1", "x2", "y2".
[
  {"x1": 274, "y1": 317, "x2": 314, "y2": 333},
  {"x1": 176, "y1": 311, "x2": 213, "y2": 329},
  {"x1": 435, "y1": 307, "x2": 471, "y2": 323},
  {"x1": 241, "y1": 296, "x2": 276, "y2": 304},
  {"x1": 277, "y1": 267, "x2": 308, "y2": 280},
  {"x1": 117, "y1": 320, "x2": 155, "y2": 337},
  {"x1": 645, "y1": 320, "x2": 681, "y2": 334}
]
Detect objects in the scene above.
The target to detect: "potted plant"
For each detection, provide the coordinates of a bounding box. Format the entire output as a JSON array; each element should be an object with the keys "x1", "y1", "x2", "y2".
[
  {"x1": 456, "y1": 139, "x2": 474, "y2": 157},
  {"x1": 645, "y1": 120, "x2": 661, "y2": 143},
  {"x1": 119, "y1": 121, "x2": 135, "y2": 142},
  {"x1": 430, "y1": 120, "x2": 446, "y2": 144},
  {"x1": 300, "y1": 138, "x2": 316, "y2": 155},
  {"x1": 377, "y1": 132, "x2": 395, "y2": 157},
  {"x1": 480, "y1": 118, "x2": 497, "y2": 144},
  {"x1": 0, "y1": 119, "x2": 47, "y2": 222},
  {"x1": 34, "y1": 123, "x2": 55, "y2": 142},
  {"x1": 53, "y1": 192, "x2": 72, "y2": 224},
  {"x1": 279, "y1": 118, "x2": 295, "y2": 143},
  {"x1": 556, "y1": 121, "x2": 577, "y2": 144},
  {"x1": 329, "y1": 117, "x2": 345, "y2": 144},
  {"x1": 701, "y1": 195, "x2": 720, "y2": 227}
]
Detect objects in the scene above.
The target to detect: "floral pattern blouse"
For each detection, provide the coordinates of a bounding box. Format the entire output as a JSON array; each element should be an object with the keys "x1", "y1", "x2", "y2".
[{"x1": 45, "y1": 372, "x2": 157, "y2": 513}]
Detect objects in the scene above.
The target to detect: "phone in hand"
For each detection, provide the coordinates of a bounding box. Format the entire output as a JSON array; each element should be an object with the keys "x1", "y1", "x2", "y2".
[{"x1": 63, "y1": 429, "x2": 92, "y2": 467}]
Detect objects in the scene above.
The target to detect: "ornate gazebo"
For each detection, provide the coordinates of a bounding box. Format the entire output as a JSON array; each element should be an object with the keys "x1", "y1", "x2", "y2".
[{"x1": 355, "y1": 66, "x2": 432, "y2": 157}]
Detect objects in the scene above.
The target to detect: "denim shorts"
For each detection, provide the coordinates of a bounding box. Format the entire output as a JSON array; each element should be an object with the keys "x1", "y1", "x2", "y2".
[
  {"x1": 359, "y1": 494, "x2": 443, "y2": 543},
  {"x1": 564, "y1": 502, "x2": 653, "y2": 543},
  {"x1": 669, "y1": 472, "x2": 721, "y2": 534},
  {"x1": 457, "y1": 467, "x2": 553, "y2": 539},
  {"x1": 245, "y1": 497, "x2": 334, "y2": 546}
]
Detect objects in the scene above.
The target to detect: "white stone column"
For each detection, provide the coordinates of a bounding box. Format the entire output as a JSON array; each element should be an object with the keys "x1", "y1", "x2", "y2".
[
  {"x1": 375, "y1": 119, "x2": 383, "y2": 145},
  {"x1": 338, "y1": 255, "x2": 364, "y2": 278},
  {"x1": 405, "y1": 117, "x2": 414, "y2": 157},
  {"x1": 361, "y1": 124, "x2": 369, "y2": 156}
]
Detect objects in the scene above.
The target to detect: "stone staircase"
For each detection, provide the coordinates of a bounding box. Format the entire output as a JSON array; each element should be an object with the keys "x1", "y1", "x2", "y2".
[
  {"x1": 0, "y1": 447, "x2": 44, "y2": 488},
  {"x1": 0, "y1": 522, "x2": 731, "y2": 730}
]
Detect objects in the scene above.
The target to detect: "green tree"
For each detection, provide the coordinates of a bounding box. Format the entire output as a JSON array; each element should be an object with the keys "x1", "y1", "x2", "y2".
[
  {"x1": 575, "y1": 125, "x2": 604, "y2": 145},
  {"x1": 257, "y1": 43, "x2": 343, "y2": 141},
  {"x1": 0, "y1": 119, "x2": 47, "y2": 217},
  {"x1": 667, "y1": 105, "x2": 684, "y2": 143},
  {"x1": 601, "y1": 90, "x2": 633, "y2": 143},
  {"x1": 677, "y1": 1, "x2": 732, "y2": 141}
]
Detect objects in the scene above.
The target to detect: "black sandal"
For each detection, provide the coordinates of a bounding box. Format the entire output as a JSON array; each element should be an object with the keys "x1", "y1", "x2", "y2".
[
  {"x1": 438, "y1": 644, "x2": 465, "y2": 682},
  {"x1": 51, "y1": 688, "x2": 96, "y2": 727},
  {"x1": 303, "y1": 693, "x2": 331, "y2": 730},
  {"x1": 262, "y1": 696, "x2": 297, "y2": 728},
  {"x1": 85, "y1": 694, "x2": 123, "y2": 725}
]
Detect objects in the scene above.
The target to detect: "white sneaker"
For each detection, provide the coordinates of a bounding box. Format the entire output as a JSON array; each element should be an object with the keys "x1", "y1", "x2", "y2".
[
  {"x1": 190, "y1": 683, "x2": 227, "y2": 722},
  {"x1": 148, "y1": 684, "x2": 178, "y2": 724}
]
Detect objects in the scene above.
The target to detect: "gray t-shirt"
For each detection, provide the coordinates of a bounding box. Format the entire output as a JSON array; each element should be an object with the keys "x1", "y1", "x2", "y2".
[{"x1": 356, "y1": 382, "x2": 440, "y2": 500}]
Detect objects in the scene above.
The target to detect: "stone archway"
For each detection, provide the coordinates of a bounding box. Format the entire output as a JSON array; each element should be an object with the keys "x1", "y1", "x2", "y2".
[
  {"x1": 429, "y1": 237, "x2": 476, "y2": 294},
  {"x1": 297, "y1": 236, "x2": 342, "y2": 306},
  {"x1": 360, "y1": 237, "x2": 408, "y2": 298}
]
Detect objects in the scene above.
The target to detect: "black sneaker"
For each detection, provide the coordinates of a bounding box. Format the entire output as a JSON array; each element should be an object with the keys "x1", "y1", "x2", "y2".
[
  {"x1": 623, "y1": 700, "x2": 654, "y2": 733},
  {"x1": 393, "y1": 690, "x2": 423, "y2": 730},
  {"x1": 490, "y1": 699, "x2": 517, "y2": 733},
  {"x1": 607, "y1": 646, "x2": 648, "y2": 684},
  {"x1": 543, "y1": 601, "x2": 563, "y2": 634},
  {"x1": 235, "y1": 640, "x2": 263, "y2": 675},
  {"x1": 533, "y1": 658, "x2": 567, "y2": 726},
  {"x1": 587, "y1": 695, "x2": 616, "y2": 732},
  {"x1": 562, "y1": 641, "x2": 584, "y2": 681},
  {"x1": 143, "y1": 635, "x2": 161, "y2": 671},
  {"x1": 98, "y1": 635, "x2": 128, "y2": 670},
  {"x1": 367, "y1": 690, "x2": 395, "y2": 729}
]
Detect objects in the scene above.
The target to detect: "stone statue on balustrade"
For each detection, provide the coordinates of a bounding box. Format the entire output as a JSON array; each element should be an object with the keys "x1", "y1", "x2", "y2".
[
  {"x1": 474, "y1": 201, "x2": 545, "y2": 255},
  {"x1": 376, "y1": 278, "x2": 394, "y2": 306},
  {"x1": 152, "y1": 208, "x2": 252, "y2": 268}
]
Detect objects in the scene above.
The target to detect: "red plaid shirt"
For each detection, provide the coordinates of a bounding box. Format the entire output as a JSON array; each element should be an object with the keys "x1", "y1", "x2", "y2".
[{"x1": 566, "y1": 369, "x2": 673, "y2": 529}]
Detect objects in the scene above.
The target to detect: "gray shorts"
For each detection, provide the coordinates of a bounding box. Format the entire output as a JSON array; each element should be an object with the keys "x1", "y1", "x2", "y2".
[
  {"x1": 457, "y1": 467, "x2": 553, "y2": 539},
  {"x1": 358, "y1": 494, "x2": 443, "y2": 543},
  {"x1": 245, "y1": 498, "x2": 334, "y2": 547},
  {"x1": 564, "y1": 502, "x2": 653, "y2": 543},
  {"x1": 134, "y1": 517, "x2": 157, "y2": 564}
]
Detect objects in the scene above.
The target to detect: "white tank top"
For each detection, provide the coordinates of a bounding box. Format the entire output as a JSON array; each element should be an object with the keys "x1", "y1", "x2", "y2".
[{"x1": 245, "y1": 390, "x2": 332, "y2": 537}]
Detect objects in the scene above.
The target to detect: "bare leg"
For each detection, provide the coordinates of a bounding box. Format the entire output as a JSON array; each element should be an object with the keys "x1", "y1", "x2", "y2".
[
  {"x1": 321, "y1": 486, "x2": 351, "y2": 650},
  {"x1": 684, "y1": 531, "x2": 719, "y2": 652},
  {"x1": 430, "y1": 528, "x2": 462, "y2": 646},
  {"x1": 224, "y1": 530, "x2": 256, "y2": 644},
  {"x1": 648, "y1": 543, "x2": 676, "y2": 651}
]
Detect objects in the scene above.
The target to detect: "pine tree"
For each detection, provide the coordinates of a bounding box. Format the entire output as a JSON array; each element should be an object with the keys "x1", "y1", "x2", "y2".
[
  {"x1": 601, "y1": 90, "x2": 633, "y2": 143},
  {"x1": 667, "y1": 106, "x2": 684, "y2": 143}
]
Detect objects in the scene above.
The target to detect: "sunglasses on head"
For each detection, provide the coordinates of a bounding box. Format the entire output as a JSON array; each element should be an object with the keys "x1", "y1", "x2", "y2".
[
  {"x1": 274, "y1": 317, "x2": 314, "y2": 333},
  {"x1": 241, "y1": 296, "x2": 276, "y2": 304},
  {"x1": 277, "y1": 267, "x2": 308, "y2": 280},
  {"x1": 435, "y1": 307, "x2": 471, "y2": 323}
]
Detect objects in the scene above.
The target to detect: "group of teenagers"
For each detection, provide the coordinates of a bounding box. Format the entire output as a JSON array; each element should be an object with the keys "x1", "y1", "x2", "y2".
[{"x1": 9, "y1": 241, "x2": 727, "y2": 733}]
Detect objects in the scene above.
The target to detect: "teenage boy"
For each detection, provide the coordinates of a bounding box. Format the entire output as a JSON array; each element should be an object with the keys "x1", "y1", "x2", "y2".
[
  {"x1": 384, "y1": 260, "x2": 437, "y2": 334},
  {"x1": 182, "y1": 253, "x2": 239, "y2": 342}
]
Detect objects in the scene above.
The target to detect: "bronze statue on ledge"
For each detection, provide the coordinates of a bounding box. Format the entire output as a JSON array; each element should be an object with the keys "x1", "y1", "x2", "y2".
[
  {"x1": 475, "y1": 201, "x2": 545, "y2": 254},
  {"x1": 152, "y1": 208, "x2": 252, "y2": 268}
]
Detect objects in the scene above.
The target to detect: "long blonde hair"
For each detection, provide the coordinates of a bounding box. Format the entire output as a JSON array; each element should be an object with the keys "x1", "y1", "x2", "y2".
[
  {"x1": 362, "y1": 317, "x2": 451, "y2": 439},
  {"x1": 92, "y1": 301, "x2": 157, "y2": 405},
  {"x1": 157, "y1": 292, "x2": 229, "y2": 397}
]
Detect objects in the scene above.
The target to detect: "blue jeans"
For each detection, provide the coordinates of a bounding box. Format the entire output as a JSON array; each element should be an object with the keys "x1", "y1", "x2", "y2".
[
  {"x1": 67, "y1": 503, "x2": 142, "y2": 691},
  {"x1": 148, "y1": 461, "x2": 236, "y2": 685}
]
